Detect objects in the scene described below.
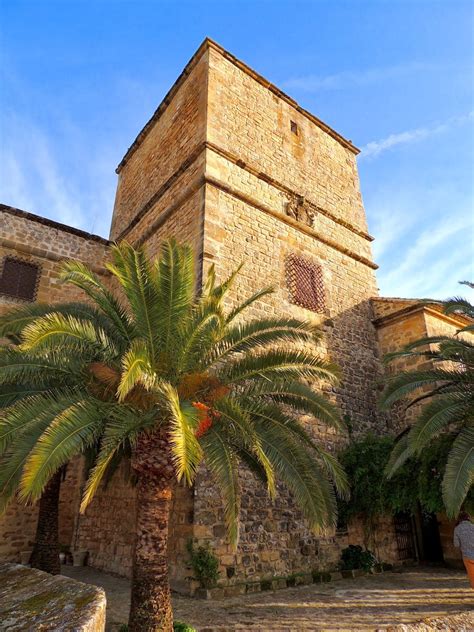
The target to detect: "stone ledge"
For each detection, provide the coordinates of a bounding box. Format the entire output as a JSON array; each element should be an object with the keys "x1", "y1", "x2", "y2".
[
  {"x1": 192, "y1": 564, "x2": 395, "y2": 599},
  {"x1": 0, "y1": 563, "x2": 106, "y2": 631}
]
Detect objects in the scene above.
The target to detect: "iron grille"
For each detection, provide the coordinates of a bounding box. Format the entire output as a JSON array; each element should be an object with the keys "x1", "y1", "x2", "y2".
[
  {"x1": 0, "y1": 256, "x2": 40, "y2": 302},
  {"x1": 285, "y1": 254, "x2": 325, "y2": 313},
  {"x1": 393, "y1": 513, "x2": 416, "y2": 560}
]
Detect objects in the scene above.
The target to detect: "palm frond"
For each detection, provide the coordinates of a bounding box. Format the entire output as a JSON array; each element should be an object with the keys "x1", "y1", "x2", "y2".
[
  {"x1": 60, "y1": 260, "x2": 133, "y2": 342},
  {"x1": 199, "y1": 425, "x2": 240, "y2": 545},
  {"x1": 80, "y1": 404, "x2": 153, "y2": 512},
  {"x1": 241, "y1": 379, "x2": 344, "y2": 432},
  {"x1": 107, "y1": 242, "x2": 162, "y2": 362},
  {"x1": 218, "y1": 348, "x2": 339, "y2": 385},
  {"x1": 20, "y1": 312, "x2": 118, "y2": 359},
  {"x1": 442, "y1": 426, "x2": 474, "y2": 517},
  {"x1": 176, "y1": 301, "x2": 223, "y2": 374},
  {"x1": 208, "y1": 317, "x2": 321, "y2": 366},
  {"x1": 251, "y1": 419, "x2": 337, "y2": 532},
  {"x1": 19, "y1": 398, "x2": 108, "y2": 502},
  {"x1": 225, "y1": 287, "x2": 274, "y2": 324},
  {"x1": 165, "y1": 385, "x2": 202, "y2": 485},
  {"x1": 407, "y1": 396, "x2": 469, "y2": 453},
  {"x1": 385, "y1": 433, "x2": 412, "y2": 478},
  {"x1": 443, "y1": 296, "x2": 474, "y2": 319},
  {"x1": 154, "y1": 240, "x2": 195, "y2": 359},
  {"x1": 209, "y1": 263, "x2": 243, "y2": 302},
  {"x1": 0, "y1": 301, "x2": 116, "y2": 338},
  {"x1": 0, "y1": 347, "x2": 81, "y2": 388},
  {"x1": 117, "y1": 339, "x2": 154, "y2": 402},
  {"x1": 214, "y1": 398, "x2": 276, "y2": 498},
  {"x1": 237, "y1": 399, "x2": 347, "y2": 497},
  {"x1": 380, "y1": 369, "x2": 469, "y2": 409},
  {"x1": 0, "y1": 391, "x2": 86, "y2": 510}
]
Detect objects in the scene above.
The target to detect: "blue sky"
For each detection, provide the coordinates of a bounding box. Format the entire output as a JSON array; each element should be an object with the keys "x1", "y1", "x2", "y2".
[{"x1": 1, "y1": 0, "x2": 473, "y2": 299}]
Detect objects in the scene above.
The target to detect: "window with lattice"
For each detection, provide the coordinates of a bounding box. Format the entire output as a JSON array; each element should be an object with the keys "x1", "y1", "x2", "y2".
[
  {"x1": 0, "y1": 257, "x2": 40, "y2": 302},
  {"x1": 285, "y1": 254, "x2": 325, "y2": 313}
]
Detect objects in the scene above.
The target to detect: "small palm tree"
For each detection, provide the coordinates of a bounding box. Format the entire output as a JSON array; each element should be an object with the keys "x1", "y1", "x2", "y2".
[
  {"x1": 0, "y1": 303, "x2": 125, "y2": 574},
  {"x1": 0, "y1": 241, "x2": 347, "y2": 632},
  {"x1": 381, "y1": 283, "x2": 474, "y2": 517}
]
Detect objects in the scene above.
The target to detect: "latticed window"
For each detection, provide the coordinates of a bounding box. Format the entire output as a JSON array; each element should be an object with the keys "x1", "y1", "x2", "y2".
[
  {"x1": 285, "y1": 254, "x2": 325, "y2": 313},
  {"x1": 0, "y1": 257, "x2": 40, "y2": 302}
]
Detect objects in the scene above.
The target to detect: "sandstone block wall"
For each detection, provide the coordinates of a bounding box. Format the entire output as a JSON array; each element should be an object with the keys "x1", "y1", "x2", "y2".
[
  {"x1": 188, "y1": 44, "x2": 391, "y2": 584},
  {"x1": 0, "y1": 206, "x2": 110, "y2": 562},
  {"x1": 110, "y1": 46, "x2": 208, "y2": 241}
]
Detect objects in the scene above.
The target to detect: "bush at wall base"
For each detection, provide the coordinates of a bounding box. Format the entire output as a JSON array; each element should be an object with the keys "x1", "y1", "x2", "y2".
[{"x1": 340, "y1": 545, "x2": 377, "y2": 572}]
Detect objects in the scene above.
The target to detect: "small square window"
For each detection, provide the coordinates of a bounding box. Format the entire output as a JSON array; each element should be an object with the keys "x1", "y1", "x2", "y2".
[
  {"x1": 285, "y1": 254, "x2": 325, "y2": 313},
  {"x1": 0, "y1": 257, "x2": 40, "y2": 302},
  {"x1": 290, "y1": 120, "x2": 298, "y2": 135}
]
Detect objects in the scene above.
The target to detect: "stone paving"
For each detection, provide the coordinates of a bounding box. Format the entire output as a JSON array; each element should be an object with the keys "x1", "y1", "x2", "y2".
[{"x1": 62, "y1": 566, "x2": 473, "y2": 631}]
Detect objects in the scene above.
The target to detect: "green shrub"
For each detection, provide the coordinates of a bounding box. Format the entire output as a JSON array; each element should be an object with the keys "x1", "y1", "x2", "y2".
[
  {"x1": 174, "y1": 622, "x2": 196, "y2": 632},
  {"x1": 187, "y1": 540, "x2": 220, "y2": 588},
  {"x1": 340, "y1": 545, "x2": 376, "y2": 572},
  {"x1": 286, "y1": 573, "x2": 297, "y2": 587},
  {"x1": 260, "y1": 578, "x2": 272, "y2": 591},
  {"x1": 338, "y1": 432, "x2": 474, "y2": 524}
]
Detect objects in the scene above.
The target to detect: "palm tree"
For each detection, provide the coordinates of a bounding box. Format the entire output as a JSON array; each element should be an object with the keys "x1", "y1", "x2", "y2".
[
  {"x1": 381, "y1": 283, "x2": 474, "y2": 517},
  {"x1": 0, "y1": 241, "x2": 347, "y2": 632},
  {"x1": 0, "y1": 305, "x2": 117, "y2": 574}
]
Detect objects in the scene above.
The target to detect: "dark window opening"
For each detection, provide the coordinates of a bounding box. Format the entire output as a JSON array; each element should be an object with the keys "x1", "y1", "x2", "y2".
[
  {"x1": 336, "y1": 512, "x2": 348, "y2": 536},
  {"x1": 285, "y1": 254, "x2": 325, "y2": 313},
  {"x1": 0, "y1": 257, "x2": 40, "y2": 302},
  {"x1": 290, "y1": 120, "x2": 298, "y2": 135}
]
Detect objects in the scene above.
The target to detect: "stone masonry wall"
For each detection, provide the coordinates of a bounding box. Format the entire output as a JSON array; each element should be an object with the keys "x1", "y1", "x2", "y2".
[
  {"x1": 0, "y1": 206, "x2": 110, "y2": 562},
  {"x1": 188, "y1": 45, "x2": 392, "y2": 585},
  {"x1": 75, "y1": 41, "x2": 397, "y2": 585}
]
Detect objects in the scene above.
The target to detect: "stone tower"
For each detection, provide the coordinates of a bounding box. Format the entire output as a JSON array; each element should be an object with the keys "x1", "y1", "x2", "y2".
[
  {"x1": 102, "y1": 38, "x2": 384, "y2": 587},
  {"x1": 2, "y1": 38, "x2": 408, "y2": 590},
  {"x1": 111, "y1": 38, "x2": 381, "y2": 426}
]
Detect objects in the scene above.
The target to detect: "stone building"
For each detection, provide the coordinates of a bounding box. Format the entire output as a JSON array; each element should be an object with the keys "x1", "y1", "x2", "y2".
[{"x1": 0, "y1": 39, "x2": 468, "y2": 590}]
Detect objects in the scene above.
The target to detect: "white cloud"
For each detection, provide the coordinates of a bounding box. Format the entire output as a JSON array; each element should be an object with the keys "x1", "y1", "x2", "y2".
[
  {"x1": 283, "y1": 62, "x2": 434, "y2": 92},
  {"x1": 360, "y1": 111, "x2": 474, "y2": 159},
  {"x1": 0, "y1": 109, "x2": 117, "y2": 238},
  {"x1": 374, "y1": 207, "x2": 473, "y2": 300}
]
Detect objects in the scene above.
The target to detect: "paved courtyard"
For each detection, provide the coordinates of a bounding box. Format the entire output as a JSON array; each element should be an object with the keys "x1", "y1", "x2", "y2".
[{"x1": 62, "y1": 566, "x2": 473, "y2": 631}]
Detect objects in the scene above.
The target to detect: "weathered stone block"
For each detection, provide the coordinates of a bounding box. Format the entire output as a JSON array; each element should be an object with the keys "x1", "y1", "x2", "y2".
[{"x1": 0, "y1": 563, "x2": 105, "y2": 631}]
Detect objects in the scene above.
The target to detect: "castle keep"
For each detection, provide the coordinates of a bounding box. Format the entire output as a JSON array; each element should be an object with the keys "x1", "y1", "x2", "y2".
[{"x1": 0, "y1": 39, "x2": 465, "y2": 590}]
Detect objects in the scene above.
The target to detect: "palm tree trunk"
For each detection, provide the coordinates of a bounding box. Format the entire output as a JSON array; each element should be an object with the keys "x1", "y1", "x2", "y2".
[
  {"x1": 30, "y1": 468, "x2": 62, "y2": 574},
  {"x1": 128, "y1": 471, "x2": 175, "y2": 632}
]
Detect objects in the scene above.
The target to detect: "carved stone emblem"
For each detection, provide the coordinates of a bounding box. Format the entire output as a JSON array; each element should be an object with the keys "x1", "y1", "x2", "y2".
[{"x1": 285, "y1": 195, "x2": 314, "y2": 227}]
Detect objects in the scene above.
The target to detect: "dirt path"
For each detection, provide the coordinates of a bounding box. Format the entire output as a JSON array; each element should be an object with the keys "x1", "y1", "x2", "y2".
[{"x1": 62, "y1": 566, "x2": 473, "y2": 631}]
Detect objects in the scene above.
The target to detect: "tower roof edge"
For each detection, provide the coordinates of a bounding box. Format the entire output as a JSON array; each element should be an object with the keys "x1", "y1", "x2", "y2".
[{"x1": 116, "y1": 38, "x2": 359, "y2": 173}]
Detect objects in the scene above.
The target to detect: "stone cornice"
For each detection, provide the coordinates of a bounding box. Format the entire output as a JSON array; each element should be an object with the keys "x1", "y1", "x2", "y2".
[
  {"x1": 204, "y1": 176, "x2": 378, "y2": 270},
  {"x1": 206, "y1": 141, "x2": 374, "y2": 242},
  {"x1": 113, "y1": 142, "x2": 206, "y2": 242},
  {"x1": 116, "y1": 141, "x2": 374, "y2": 246},
  {"x1": 116, "y1": 37, "x2": 359, "y2": 173},
  {"x1": 372, "y1": 303, "x2": 472, "y2": 329}
]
